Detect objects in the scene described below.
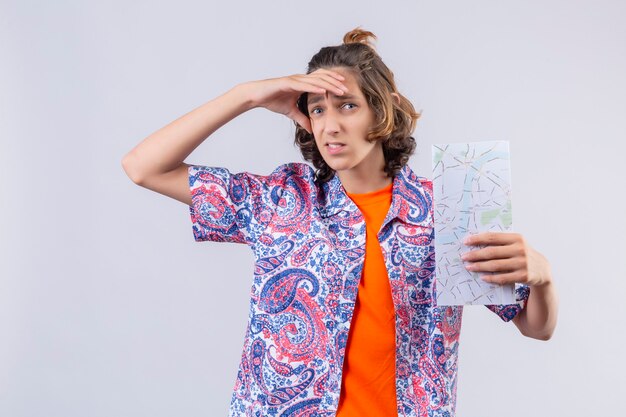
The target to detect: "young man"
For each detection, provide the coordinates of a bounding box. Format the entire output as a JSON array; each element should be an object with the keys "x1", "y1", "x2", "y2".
[{"x1": 122, "y1": 27, "x2": 558, "y2": 417}]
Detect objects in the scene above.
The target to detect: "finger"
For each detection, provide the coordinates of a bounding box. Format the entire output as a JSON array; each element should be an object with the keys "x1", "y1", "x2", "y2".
[
  {"x1": 310, "y1": 68, "x2": 346, "y2": 81},
  {"x1": 296, "y1": 79, "x2": 344, "y2": 97},
  {"x1": 299, "y1": 73, "x2": 348, "y2": 95},
  {"x1": 293, "y1": 79, "x2": 325, "y2": 94},
  {"x1": 461, "y1": 245, "x2": 517, "y2": 262},
  {"x1": 479, "y1": 270, "x2": 525, "y2": 285},
  {"x1": 465, "y1": 257, "x2": 525, "y2": 273},
  {"x1": 312, "y1": 79, "x2": 348, "y2": 95},
  {"x1": 464, "y1": 232, "x2": 521, "y2": 247}
]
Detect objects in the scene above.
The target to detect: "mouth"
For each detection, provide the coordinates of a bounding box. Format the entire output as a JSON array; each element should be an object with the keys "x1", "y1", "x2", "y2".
[
  {"x1": 326, "y1": 142, "x2": 346, "y2": 148},
  {"x1": 325, "y1": 142, "x2": 346, "y2": 154}
]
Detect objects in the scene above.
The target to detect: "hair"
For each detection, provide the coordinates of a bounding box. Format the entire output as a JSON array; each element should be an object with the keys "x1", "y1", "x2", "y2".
[{"x1": 294, "y1": 26, "x2": 422, "y2": 184}]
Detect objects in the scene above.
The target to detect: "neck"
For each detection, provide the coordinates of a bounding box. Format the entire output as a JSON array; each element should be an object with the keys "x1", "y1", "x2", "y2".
[{"x1": 338, "y1": 168, "x2": 393, "y2": 194}]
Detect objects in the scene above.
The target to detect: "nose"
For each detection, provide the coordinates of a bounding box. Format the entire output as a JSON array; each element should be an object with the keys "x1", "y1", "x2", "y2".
[{"x1": 322, "y1": 106, "x2": 341, "y2": 136}]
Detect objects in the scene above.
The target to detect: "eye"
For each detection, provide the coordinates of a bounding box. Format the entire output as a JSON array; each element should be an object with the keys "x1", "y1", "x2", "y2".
[{"x1": 309, "y1": 103, "x2": 356, "y2": 115}]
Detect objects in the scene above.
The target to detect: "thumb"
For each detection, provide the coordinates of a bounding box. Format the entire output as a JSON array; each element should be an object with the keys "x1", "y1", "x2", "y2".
[{"x1": 293, "y1": 113, "x2": 313, "y2": 135}]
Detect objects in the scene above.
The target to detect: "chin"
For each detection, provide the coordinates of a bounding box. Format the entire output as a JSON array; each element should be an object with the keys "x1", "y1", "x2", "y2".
[
  {"x1": 326, "y1": 162, "x2": 352, "y2": 172},
  {"x1": 329, "y1": 165, "x2": 352, "y2": 173}
]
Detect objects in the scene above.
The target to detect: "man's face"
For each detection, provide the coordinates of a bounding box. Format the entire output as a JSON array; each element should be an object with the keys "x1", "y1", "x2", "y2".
[{"x1": 307, "y1": 67, "x2": 384, "y2": 176}]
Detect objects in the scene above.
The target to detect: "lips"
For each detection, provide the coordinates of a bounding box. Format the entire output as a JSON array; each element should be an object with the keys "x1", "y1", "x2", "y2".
[{"x1": 325, "y1": 142, "x2": 346, "y2": 155}]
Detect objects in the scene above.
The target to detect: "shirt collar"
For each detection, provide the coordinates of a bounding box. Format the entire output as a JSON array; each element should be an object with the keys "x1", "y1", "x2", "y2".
[{"x1": 318, "y1": 164, "x2": 432, "y2": 227}]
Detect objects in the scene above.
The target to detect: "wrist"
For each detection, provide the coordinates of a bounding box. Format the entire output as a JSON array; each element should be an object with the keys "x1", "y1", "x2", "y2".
[
  {"x1": 531, "y1": 273, "x2": 554, "y2": 292},
  {"x1": 232, "y1": 82, "x2": 258, "y2": 112}
]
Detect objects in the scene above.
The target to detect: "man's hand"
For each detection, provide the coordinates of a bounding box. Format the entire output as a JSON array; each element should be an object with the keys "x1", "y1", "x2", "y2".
[
  {"x1": 461, "y1": 232, "x2": 552, "y2": 288},
  {"x1": 461, "y1": 232, "x2": 558, "y2": 340}
]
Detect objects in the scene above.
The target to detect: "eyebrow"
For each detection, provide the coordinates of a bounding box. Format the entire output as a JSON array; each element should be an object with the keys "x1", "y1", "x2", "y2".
[{"x1": 307, "y1": 93, "x2": 359, "y2": 107}]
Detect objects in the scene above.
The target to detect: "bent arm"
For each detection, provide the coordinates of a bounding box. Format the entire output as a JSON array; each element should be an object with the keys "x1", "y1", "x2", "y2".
[{"x1": 121, "y1": 83, "x2": 255, "y2": 205}]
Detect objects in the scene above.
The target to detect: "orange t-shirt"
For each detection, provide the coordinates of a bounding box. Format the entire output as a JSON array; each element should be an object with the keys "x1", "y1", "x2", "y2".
[{"x1": 337, "y1": 182, "x2": 398, "y2": 417}]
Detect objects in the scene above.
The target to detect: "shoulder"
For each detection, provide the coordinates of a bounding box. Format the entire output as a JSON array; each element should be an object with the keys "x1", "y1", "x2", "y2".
[
  {"x1": 417, "y1": 176, "x2": 432, "y2": 193},
  {"x1": 398, "y1": 164, "x2": 433, "y2": 193},
  {"x1": 409, "y1": 175, "x2": 433, "y2": 201},
  {"x1": 268, "y1": 162, "x2": 316, "y2": 180},
  {"x1": 262, "y1": 162, "x2": 318, "y2": 191},
  {"x1": 191, "y1": 162, "x2": 316, "y2": 186},
  {"x1": 415, "y1": 175, "x2": 432, "y2": 187}
]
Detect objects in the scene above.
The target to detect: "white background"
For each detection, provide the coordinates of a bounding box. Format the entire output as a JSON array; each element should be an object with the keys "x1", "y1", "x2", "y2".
[{"x1": 1, "y1": 1, "x2": 625, "y2": 416}]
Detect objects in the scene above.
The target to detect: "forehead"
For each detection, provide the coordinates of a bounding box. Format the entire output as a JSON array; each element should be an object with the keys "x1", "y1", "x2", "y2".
[{"x1": 307, "y1": 67, "x2": 364, "y2": 106}]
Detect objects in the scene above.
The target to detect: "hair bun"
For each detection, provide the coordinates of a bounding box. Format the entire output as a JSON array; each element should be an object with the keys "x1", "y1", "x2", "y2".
[{"x1": 342, "y1": 26, "x2": 377, "y2": 50}]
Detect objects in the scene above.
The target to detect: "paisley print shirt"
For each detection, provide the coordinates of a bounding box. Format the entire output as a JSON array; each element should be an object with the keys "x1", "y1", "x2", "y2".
[{"x1": 188, "y1": 162, "x2": 530, "y2": 417}]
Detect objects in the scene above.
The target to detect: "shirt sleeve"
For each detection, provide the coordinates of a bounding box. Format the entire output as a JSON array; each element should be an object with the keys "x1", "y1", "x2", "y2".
[
  {"x1": 484, "y1": 284, "x2": 531, "y2": 322},
  {"x1": 188, "y1": 164, "x2": 274, "y2": 246}
]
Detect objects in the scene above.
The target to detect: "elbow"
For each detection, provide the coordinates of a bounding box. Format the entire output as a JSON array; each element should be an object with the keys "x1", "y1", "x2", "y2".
[
  {"x1": 521, "y1": 325, "x2": 555, "y2": 341},
  {"x1": 121, "y1": 152, "x2": 145, "y2": 185},
  {"x1": 533, "y1": 331, "x2": 554, "y2": 342},
  {"x1": 541, "y1": 325, "x2": 557, "y2": 341}
]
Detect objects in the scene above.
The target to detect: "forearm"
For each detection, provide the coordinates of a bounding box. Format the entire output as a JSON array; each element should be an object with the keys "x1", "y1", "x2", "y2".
[
  {"x1": 514, "y1": 279, "x2": 559, "y2": 340},
  {"x1": 122, "y1": 83, "x2": 255, "y2": 184}
]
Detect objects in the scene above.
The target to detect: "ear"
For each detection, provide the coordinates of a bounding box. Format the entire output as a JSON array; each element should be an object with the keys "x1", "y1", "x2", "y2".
[{"x1": 391, "y1": 92, "x2": 401, "y2": 105}]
